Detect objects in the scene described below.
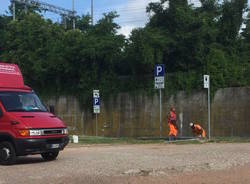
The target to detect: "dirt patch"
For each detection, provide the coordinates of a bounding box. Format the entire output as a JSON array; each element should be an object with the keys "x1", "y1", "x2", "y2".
[{"x1": 0, "y1": 143, "x2": 250, "y2": 183}]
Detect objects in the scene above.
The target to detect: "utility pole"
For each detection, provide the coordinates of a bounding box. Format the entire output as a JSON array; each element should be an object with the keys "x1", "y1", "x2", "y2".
[
  {"x1": 72, "y1": 0, "x2": 75, "y2": 29},
  {"x1": 91, "y1": 0, "x2": 94, "y2": 25},
  {"x1": 64, "y1": 16, "x2": 67, "y2": 29},
  {"x1": 25, "y1": 0, "x2": 28, "y2": 14},
  {"x1": 13, "y1": 1, "x2": 16, "y2": 21}
]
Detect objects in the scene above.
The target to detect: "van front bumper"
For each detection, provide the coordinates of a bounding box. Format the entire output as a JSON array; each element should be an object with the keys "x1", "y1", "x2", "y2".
[{"x1": 14, "y1": 136, "x2": 69, "y2": 156}]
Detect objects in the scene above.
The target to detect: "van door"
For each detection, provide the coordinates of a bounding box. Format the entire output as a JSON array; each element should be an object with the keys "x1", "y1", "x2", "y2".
[{"x1": 0, "y1": 103, "x2": 15, "y2": 138}]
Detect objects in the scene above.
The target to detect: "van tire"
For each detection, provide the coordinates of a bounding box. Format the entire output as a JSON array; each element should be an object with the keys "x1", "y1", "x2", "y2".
[
  {"x1": 0, "y1": 141, "x2": 16, "y2": 165},
  {"x1": 41, "y1": 151, "x2": 59, "y2": 161}
]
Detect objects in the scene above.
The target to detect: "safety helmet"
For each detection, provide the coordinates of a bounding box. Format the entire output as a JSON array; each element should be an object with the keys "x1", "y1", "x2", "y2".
[{"x1": 189, "y1": 122, "x2": 194, "y2": 127}]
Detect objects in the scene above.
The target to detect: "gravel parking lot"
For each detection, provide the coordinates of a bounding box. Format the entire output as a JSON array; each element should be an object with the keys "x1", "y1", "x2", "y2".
[{"x1": 1, "y1": 143, "x2": 250, "y2": 184}]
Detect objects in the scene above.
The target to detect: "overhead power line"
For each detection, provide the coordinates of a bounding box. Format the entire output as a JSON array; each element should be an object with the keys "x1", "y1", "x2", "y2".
[
  {"x1": 11, "y1": 0, "x2": 77, "y2": 29},
  {"x1": 11, "y1": 0, "x2": 75, "y2": 17}
]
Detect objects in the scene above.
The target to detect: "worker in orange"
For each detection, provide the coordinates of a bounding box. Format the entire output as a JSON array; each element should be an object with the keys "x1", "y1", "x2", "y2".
[
  {"x1": 189, "y1": 122, "x2": 206, "y2": 138},
  {"x1": 168, "y1": 107, "x2": 178, "y2": 141}
]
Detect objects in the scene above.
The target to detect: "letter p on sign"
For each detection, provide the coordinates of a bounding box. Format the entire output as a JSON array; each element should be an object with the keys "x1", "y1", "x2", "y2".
[
  {"x1": 155, "y1": 64, "x2": 165, "y2": 77},
  {"x1": 94, "y1": 98, "x2": 100, "y2": 105},
  {"x1": 157, "y1": 66, "x2": 162, "y2": 76}
]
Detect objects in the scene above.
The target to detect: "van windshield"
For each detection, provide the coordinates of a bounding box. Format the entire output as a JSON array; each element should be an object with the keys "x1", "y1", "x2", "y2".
[{"x1": 0, "y1": 92, "x2": 47, "y2": 112}]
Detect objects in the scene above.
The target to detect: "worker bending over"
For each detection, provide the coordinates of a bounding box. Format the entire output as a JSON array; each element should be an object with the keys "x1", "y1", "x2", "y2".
[{"x1": 189, "y1": 122, "x2": 206, "y2": 138}]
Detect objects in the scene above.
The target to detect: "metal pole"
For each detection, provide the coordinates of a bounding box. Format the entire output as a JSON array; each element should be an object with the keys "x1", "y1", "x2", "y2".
[
  {"x1": 81, "y1": 112, "x2": 84, "y2": 135},
  {"x1": 96, "y1": 114, "x2": 98, "y2": 136},
  {"x1": 63, "y1": 15, "x2": 67, "y2": 29},
  {"x1": 208, "y1": 83, "x2": 211, "y2": 140},
  {"x1": 91, "y1": 0, "x2": 94, "y2": 25},
  {"x1": 118, "y1": 112, "x2": 121, "y2": 138},
  {"x1": 72, "y1": 0, "x2": 75, "y2": 29},
  {"x1": 13, "y1": 1, "x2": 16, "y2": 21},
  {"x1": 73, "y1": 18, "x2": 75, "y2": 30},
  {"x1": 25, "y1": 0, "x2": 28, "y2": 14},
  {"x1": 179, "y1": 113, "x2": 183, "y2": 137},
  {"x1": 160, "y1": 89, "x2": 162, "y2": 138}
]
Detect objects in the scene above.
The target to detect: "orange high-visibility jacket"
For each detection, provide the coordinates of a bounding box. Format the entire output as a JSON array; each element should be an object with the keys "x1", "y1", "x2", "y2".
[
  {"x1": 168, "y1": 111, "x2": 178, "y2": 137},
  {"x1": 192, "y1": 124, "x2": 206, "y2": 138}
]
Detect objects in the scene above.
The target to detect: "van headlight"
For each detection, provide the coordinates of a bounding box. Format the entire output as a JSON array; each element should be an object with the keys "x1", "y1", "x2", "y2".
[
  {"x1": 63, "y1": 128, "x2": 68, "y2": 135},
  {"x1": 29, "y1": 129, "x2": 42, "y2": 136}
]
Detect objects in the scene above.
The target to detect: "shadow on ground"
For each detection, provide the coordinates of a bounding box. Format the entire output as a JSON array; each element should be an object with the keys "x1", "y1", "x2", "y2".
[{"x1": 14, "y1": 156, "x2": 45, "y2": 165}]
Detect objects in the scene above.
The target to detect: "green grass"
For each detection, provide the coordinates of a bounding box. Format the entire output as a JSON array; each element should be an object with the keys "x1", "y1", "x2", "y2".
[
  {"x1": 69, "y1": 135, "x2": 250, "y2": 145},
  {"x1": 169, "y1": 140, "x2": 203, "y2": 145},
  {"x1": 70, "y1": 135, "x2": 165, "y2": 145}
]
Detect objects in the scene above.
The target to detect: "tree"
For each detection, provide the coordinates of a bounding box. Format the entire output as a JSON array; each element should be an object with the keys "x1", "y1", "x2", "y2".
[
  {"x1": 0, "y1": 15, "x2": 11, "y2": 54},
  {"x1": 145, "y1": 0, "x2": 206, "y2": 72},
  {"x1": 218, "y1": 0, "x2": 248, "y2": 45},
  {"x1": 1, "y1": 13, "x2": 64, "y2": 89},
  {"x1": 75, "y1": 15, "x2": 92, "y2": 33},
  {"x1": 1, "y1": 0, "x2": 250, "y2": 99},
  {"x1": 242, "y1": 12, "x2": 250, "y2": 43}
]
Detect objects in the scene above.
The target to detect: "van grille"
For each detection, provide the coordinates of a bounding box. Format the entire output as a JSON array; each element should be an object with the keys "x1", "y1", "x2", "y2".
[{"x1": 42, "y1": 129, "x2": 64, "y2": 135}]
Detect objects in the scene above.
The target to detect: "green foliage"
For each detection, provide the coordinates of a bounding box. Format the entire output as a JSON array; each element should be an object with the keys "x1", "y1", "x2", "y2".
[
  {"x1": 1, "y1": 0, "x2": 250, "y2": 108},
  {"x1": 218, "y1": 0, "x2": 248, "y2": 45}
]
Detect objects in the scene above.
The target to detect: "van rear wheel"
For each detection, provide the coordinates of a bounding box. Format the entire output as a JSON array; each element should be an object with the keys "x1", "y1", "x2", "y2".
[
  {"x1": 0, "y1": 141, "x2": 16, "y2": 165},
  {"x1": 41, "y1": 151, "x2": 59, "y2": 161}
]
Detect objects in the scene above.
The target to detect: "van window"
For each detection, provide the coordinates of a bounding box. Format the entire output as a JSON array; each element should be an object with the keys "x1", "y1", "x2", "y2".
[{"x1": 0, "y1": 92, "x2": 47, "y2": 112}]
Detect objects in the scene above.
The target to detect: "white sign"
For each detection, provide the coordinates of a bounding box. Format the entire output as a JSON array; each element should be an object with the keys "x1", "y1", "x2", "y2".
[
  {"x1": 72, "y1": 135, "x2": 79, "y2": 143},
  {"x1": 93, "y1": 90, "x2": 100, "y2": 98},
  {"x1": 93, "y1": 106, "x2": 100, "y2": 114},
  {"x1": 154, "y1": 64, "x2": 165, "y2": 89},
  {"x1": 204, "y1": 75, "x2": 210, "y2": 89},
  {"x1": 155, "y1": 78, "x2": 165, "y2": 89},
  {"x1": 93, "y1": 90, "x2": 100, "y2": 114}
]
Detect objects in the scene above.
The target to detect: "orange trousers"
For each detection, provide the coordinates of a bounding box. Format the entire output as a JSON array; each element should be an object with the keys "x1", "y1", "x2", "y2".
[{"x1": 169, "y1": 123, "x2": 178, "y2": 137}]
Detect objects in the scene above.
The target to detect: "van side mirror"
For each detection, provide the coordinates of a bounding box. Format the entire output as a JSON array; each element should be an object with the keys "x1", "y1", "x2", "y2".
[{"x1": 49, "y1": 105, "x2": 55, "y2": 114}]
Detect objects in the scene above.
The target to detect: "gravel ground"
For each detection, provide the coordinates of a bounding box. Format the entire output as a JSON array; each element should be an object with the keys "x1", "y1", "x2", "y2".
[{"x1": 1, "y1": 143, "x2": 250, "y2": 184}]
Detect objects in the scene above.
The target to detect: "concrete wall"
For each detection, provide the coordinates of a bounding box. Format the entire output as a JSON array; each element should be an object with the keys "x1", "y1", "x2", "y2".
[
  {"x1": 212, "y1": 88, "x2": 250, "y2": 137},
  {"x1": 43, "y1": 87, "x2": 250, "y2": 137}
]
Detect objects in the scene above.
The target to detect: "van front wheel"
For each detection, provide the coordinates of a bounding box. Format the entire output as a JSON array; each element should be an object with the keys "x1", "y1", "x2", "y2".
[
  {"x1": 0, "y1": 141, "x2": 16, "y2": 165},
  {"x1": 41, "y1": 151, "x2": 59, "y2": 161}
]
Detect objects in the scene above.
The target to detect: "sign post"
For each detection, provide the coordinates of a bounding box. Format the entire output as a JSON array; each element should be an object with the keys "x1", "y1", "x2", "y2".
[
  {"x1": 154, "y1": 64, "x2": 165, "y2": 137},
  {"x1": 204, "y1": 75, "x2": 210, "y2": 140},
  {"x1": 93, "y1": 90, "x2": 100, "y2": 136}
]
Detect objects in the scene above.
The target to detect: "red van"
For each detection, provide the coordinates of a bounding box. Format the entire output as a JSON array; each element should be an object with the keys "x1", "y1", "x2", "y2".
[{"x1": 0, "y1": 62, "x2": 69, "y2": 165}]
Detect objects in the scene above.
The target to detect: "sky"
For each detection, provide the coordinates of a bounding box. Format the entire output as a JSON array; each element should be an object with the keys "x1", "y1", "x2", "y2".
[{"x1": 0, "y1": 0, "x2": 248, "y2": 37}]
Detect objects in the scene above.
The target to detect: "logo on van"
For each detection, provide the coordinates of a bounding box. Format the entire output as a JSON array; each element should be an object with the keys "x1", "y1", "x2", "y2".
[{"x1": 0, "y1": 64, "x2": 21, "y2": 75}]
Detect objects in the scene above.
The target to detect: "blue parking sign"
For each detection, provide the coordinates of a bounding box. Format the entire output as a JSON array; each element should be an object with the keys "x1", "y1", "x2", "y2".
[
  {"x1": 154, "y1": 64, "x2": 165, "y2": 77},
  {"x1": 93, "y1": 98, "x2": 100, "y2": 106},
  {"x1": 154, "y1": 64, "x2": 165, "y2": 89}
]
